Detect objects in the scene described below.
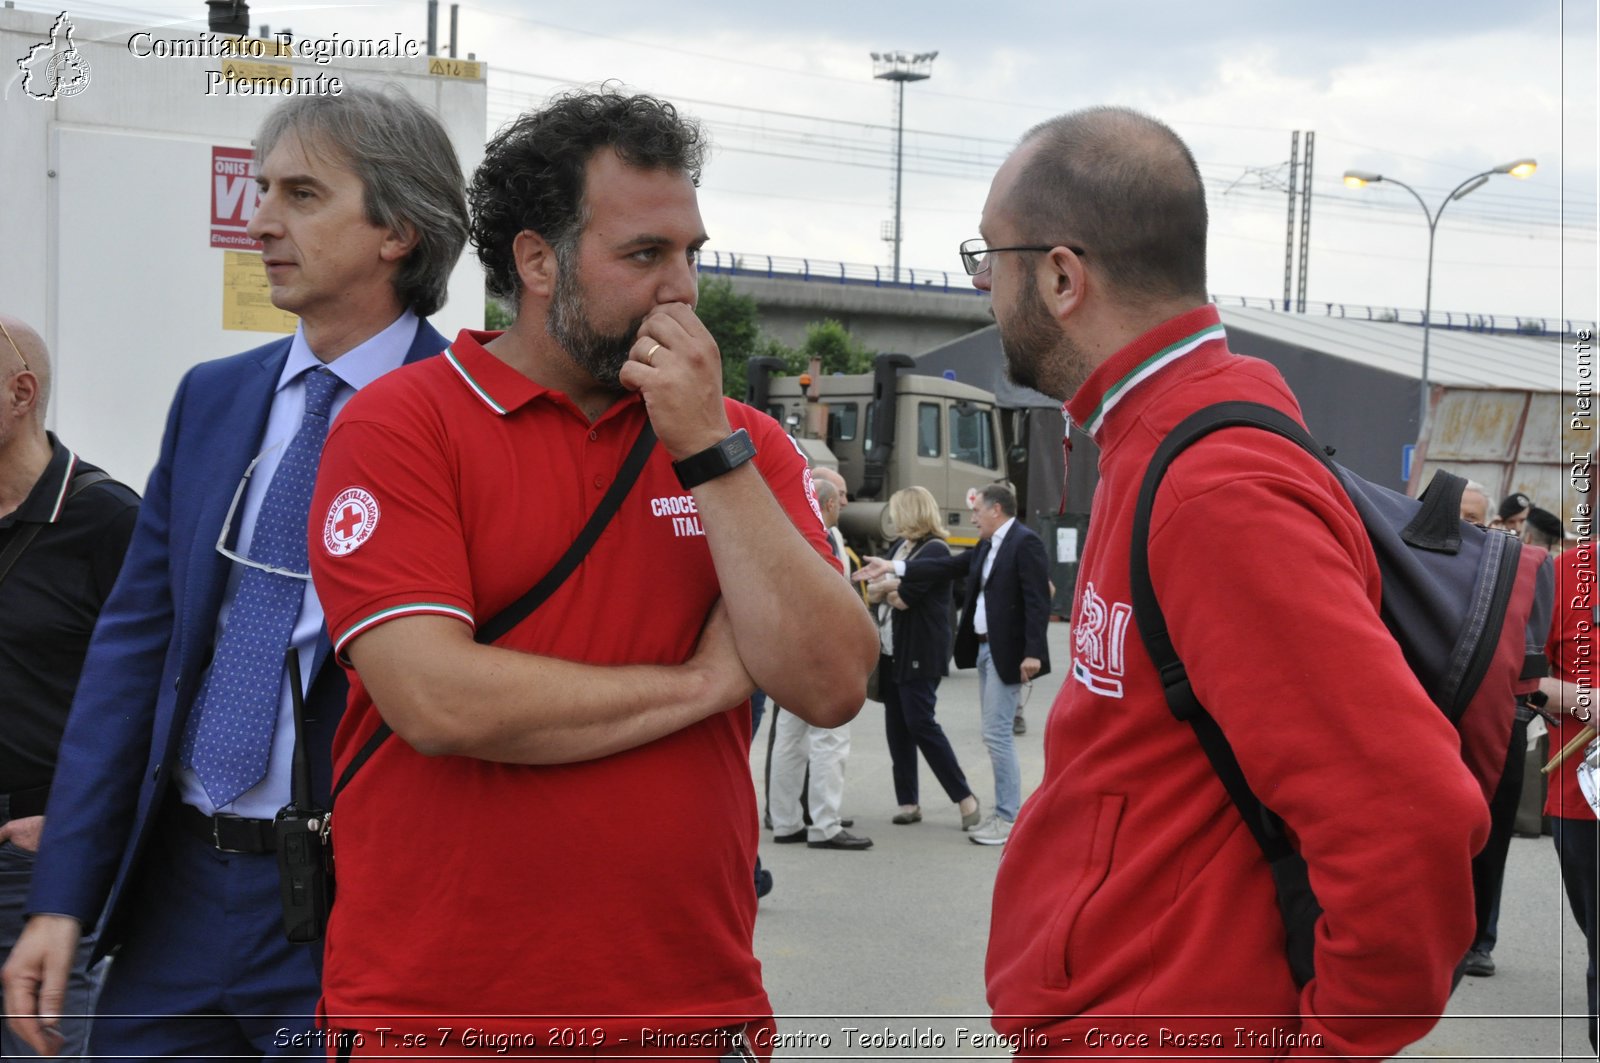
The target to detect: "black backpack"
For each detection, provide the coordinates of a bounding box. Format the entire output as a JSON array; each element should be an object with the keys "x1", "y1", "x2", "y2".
[{"x1": 1129, "y1": 401, "x2": 1555, "y2": 988}]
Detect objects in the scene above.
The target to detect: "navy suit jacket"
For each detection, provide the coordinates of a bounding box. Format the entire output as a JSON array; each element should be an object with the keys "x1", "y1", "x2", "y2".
[
  {"x1": 902, "y1": 520, "x2": 1052, "y2": 686},
  {"x1": 29, "y1": 321, "x2": 446, "y2": 958}
]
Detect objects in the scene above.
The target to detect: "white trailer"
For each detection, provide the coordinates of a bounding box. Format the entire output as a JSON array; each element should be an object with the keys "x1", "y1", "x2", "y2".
[{"x1": 1, "y1": 5, "x2": 487, "y2": 487}]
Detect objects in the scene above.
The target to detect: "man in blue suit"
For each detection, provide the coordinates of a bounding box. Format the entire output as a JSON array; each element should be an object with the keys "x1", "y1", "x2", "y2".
[
  {"x1": 858, "y1": 483, "x2": 1052, "y2": 845},
  {"x1": 2, "y1": 88, "x2": 468, "y2": 1059}
]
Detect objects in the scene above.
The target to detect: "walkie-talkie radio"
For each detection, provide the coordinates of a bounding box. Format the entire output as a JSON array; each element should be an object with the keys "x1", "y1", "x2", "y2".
[{"x1": 275, "y1": 649, "x2": 333, "y2": 943}]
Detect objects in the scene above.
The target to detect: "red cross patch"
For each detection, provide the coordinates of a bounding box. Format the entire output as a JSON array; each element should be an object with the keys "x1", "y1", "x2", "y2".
[{"x1": 323, "y1": 487, "x2": 380, "y2": 557}]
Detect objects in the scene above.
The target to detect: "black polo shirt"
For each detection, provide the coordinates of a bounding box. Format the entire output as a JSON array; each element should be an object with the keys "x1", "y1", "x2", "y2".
[{"x1": 0, "y1": 433, "x2": 139, "y2": 798}]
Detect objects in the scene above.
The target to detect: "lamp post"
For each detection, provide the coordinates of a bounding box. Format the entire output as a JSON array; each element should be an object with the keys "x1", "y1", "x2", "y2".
[
  {"x1": 1342, "y1": 159, "x2": 1536, "y2": 428},
  {"x1": 871, "y1": 50, "x2": 937, "y2": 285}
]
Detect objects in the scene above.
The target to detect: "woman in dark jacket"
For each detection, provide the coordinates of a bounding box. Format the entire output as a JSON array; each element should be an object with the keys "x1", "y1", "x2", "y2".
[{"x1": 867, "y1": 487, "x2": 981, "y2": 830}]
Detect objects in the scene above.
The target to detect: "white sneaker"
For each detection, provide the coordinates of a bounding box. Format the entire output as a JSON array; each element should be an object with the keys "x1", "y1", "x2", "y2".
[{"x1": 969, "y1": 816, "x2": 1013, "y2": 846}]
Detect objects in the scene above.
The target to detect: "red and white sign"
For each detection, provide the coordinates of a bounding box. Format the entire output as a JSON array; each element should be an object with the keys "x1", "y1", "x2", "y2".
[
  {"x1": 324, "y1": 487, "x2": 381, "y2": 557},
  {"x1": 210, "y1": 146, "x2": 261, "y2": 250}
]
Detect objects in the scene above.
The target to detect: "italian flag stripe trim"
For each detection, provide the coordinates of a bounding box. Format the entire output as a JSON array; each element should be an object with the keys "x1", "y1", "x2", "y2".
[
  {"x1": 335, "y1": 603, "x2": 475, "y2": 656},
  {"x1": 1085, "y1": 324, "x2": 1227, "y2": 437},
  {"x1": 48, "y1": 450, "x2": 80, "y2": 523},
  {"x1": 445, "y1": 347, "x2": 508, "y2": 416}
]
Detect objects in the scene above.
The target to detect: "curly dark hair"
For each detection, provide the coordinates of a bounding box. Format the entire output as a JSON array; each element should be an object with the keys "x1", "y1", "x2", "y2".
[{"x1": 469, "y1": 89, "x2": 706, "y2": 302}]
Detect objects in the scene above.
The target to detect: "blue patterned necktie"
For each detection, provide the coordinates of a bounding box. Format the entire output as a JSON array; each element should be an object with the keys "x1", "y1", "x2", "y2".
[{"x1": 182, "y1": 367, "x2": 341, "y2": 807}]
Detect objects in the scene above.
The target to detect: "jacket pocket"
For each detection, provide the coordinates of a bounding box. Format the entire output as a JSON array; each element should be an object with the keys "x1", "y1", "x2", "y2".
[{"x1": 1041, "y1": 793, "x2": 1124, "y2": 989}]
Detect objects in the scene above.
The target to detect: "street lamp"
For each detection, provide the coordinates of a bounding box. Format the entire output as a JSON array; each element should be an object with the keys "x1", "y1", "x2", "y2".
[
  {"x1": 871, "y1": 50, "x2": 937, "y2": 285},
  {"x1": 1342, "y1": 158, "x2": 1537, "y2": 427}
]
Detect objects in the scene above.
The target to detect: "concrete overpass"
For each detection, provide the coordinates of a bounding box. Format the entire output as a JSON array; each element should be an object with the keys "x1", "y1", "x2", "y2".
[
  {"x1": 702, "y1": 251, "x2": 993, "y2": 355},
  {"x1": 702, "y1": 250, "x2": 1590, "y2": 359}
]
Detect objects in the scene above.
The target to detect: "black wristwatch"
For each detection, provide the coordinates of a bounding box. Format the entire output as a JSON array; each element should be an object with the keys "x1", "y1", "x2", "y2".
[{"x1": 673, "y1": 429, "x2": 757, "y2": 490}]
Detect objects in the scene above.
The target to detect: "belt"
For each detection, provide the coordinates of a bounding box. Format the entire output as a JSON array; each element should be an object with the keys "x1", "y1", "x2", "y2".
[
  {"x1": 171, "y1": 796, "x2": 277, "y2": 854},
  {"x1": 976, "y1": 634, "x2": 989, "y2": 643},
  {"x1": 2, "y1": 784, "x2": 51, "y2": 820}
]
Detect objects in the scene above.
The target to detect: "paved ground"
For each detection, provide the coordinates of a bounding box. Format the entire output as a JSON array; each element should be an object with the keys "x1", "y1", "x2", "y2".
[{"x1": 749, "y1": 621, "x2": 1595, "y2": 1061}]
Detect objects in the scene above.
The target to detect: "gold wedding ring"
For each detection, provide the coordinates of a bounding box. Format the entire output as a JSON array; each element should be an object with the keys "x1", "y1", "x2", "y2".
[{"x1": 643, "y1": 343, "x2": 662, "y2": 367}]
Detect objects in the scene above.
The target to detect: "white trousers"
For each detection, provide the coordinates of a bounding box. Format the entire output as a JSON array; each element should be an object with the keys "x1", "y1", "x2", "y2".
[{"x1": 768, "y1": 707, "x2": 852, "y2": 842}]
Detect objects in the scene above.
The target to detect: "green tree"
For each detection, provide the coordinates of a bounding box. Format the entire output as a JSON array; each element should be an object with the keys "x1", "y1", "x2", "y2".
[
  {"x1": 697, "y1": 277, "x2": 793, "y2": 398},
  {"x1": 485, "y1": 297, "x2": 513, "y2": 331},
  {"x1": 787, "y1": 318, "x2": 875, "y2": 377}
]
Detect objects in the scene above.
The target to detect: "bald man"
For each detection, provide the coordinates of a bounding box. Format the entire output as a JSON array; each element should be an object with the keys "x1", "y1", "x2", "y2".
[
  {"x1": 812, "y1": 466, "x2": 851, "y2": 562},
  {"x1": 0, "y1": 315, "x2": 138, "y2": 1059},
  {"x1": 767, "y1": 470, "x2": 873, "y2": 850},
  {"x1": 1460, "y1": 480, "x2": 1491, "y2": 527},
  {"x1": 970, "y1": 108, "x2": 1486, "y2": 1056}
]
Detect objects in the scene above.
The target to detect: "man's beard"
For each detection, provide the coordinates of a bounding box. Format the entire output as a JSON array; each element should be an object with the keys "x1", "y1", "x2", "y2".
[
  {"x1": 999, "y1": 281, "x2": 1092, "y2": 402},
  {"x1": 547, "y1": 265, "x2": 641, "y2": 389}
]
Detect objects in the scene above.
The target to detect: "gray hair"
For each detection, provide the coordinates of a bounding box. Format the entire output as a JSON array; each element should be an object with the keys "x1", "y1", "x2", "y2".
[
  {"x1": 255, "y1": 86, "x2": 469, "y2": 317},
  {"x1": 978, "y1": 482, "x2": 1018, "y2": 517}
]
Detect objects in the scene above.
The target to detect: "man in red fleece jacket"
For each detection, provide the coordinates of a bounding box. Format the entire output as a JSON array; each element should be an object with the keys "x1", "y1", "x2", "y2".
[{"x1": 973, "y1": 106, "x2": 1490, "y2": 1058}]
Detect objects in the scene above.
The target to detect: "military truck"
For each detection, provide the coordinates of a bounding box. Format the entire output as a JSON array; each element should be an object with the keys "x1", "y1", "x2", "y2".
[{"x1": 747, "y1": 354, "x2": 1020, "y2": 554}]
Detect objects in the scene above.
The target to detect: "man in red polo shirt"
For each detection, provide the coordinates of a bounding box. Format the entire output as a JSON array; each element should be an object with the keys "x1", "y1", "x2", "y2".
[{"x1": 308, "y1": 90, "x2": 877, "y2": 1059}]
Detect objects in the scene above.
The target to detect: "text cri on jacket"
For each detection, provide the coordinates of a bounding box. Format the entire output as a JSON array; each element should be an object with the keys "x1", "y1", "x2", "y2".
[{"x1": 650, "y1": 494, "x2": 704, "y2": 538}]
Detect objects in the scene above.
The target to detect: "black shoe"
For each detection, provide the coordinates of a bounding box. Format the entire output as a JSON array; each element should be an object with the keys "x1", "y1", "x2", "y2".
[
  {"x1": 807, "y1": 829, "x2": 873, "y2": 850},
  {"x1": 773, "y1": 829, "x2": 807, "y2": 844},
  {"x1": 1013, "y1": 713, "x2": 1027, "y2": 735},
  {"x1": 1463, "y1": 948, "x2": 1495, "y2": 977},
  {"x1": 754, "y1": 867, "x2": 774, "y2": 899},
  {"x1": 840, "y1": 818, "x2": 854, "y2": 828}
]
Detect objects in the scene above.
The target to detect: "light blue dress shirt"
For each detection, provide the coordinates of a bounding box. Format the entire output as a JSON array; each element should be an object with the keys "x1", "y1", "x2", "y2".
[{"x1": 176, "y1": 310, "x2": 418, "y2": 818}]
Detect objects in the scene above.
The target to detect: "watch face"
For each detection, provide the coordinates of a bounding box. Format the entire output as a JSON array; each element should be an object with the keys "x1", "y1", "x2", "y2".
[{"x1": 727, "y1": 430, "x2": 757, "y2": 464}]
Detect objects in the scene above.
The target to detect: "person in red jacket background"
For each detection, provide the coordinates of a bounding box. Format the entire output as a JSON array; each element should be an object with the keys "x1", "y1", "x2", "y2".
[
  {"x1": 1535, "y1": 539, "x2": 1596, "y2": 1051},
  {"x1": 969, "y1": 105, "x2": 1489, "y2": 1058}
]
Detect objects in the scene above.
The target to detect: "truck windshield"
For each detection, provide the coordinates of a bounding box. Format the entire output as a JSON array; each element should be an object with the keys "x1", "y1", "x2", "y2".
[
  {"x1": 917, "y1": 403, "x2": 941, "y2": 457},
  {"x1": 950, "y1": 405, "x2": 997, "y2": 469},
  {"x1": 828, "y1": 403, "x2": 859, "y2": 443}
]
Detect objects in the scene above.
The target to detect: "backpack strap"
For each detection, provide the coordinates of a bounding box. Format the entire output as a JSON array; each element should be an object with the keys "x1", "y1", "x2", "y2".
[
  {"x1": 1129, "y1": 401, "x2": 1333, "y2": 727},
  {"x1": 1128, "y1": 400, "x2": 1331, "y2": 988},
  {"x1": 332, "y1": 419, "x2": 658, "y2": 802},
  {"x1": 69, "y1": 469, "x2": 114, "y2": 496},
  {"x1": 0, "y1": 524, "x2": 42, "y2": 589},
  {"x1": 0, "y1": 469, "x2": 121, "y2": 588}
]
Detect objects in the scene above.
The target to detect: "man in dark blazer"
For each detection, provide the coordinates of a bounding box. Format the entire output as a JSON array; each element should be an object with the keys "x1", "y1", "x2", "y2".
[
  {"x1": 2, "y1": 88, "x2": 468, "y2": 1058},
  {"x1": 859, "y1": 483, "x2": 1051, "y2": 845}
]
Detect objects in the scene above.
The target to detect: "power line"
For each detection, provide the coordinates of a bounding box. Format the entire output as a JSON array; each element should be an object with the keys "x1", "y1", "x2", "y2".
[{"x1": 488, "y1": 74, "x2": 1585, "y2": 233}]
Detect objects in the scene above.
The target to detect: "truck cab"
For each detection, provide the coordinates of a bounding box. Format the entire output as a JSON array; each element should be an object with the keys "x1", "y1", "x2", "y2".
[{"x1": 749, "y1": 354, "x2": 1008, "y2": 552}]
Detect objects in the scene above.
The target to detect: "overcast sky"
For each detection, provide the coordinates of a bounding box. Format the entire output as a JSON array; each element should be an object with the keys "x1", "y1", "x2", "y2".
[{"x1": 47, "y1": 0, "x2": 1600, "y2": 325}]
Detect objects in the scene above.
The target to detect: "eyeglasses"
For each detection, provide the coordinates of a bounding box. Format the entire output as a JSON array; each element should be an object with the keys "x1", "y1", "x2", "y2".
[
  {"x1": 214, "y1": 445, "x2": 312, "y2": 581},
  {"x1": 0, "y1": 319, "x2": 32, "y2": 374},
  {"x1": 959, "y1": 238, "x2": 1087, "y2": 276}
]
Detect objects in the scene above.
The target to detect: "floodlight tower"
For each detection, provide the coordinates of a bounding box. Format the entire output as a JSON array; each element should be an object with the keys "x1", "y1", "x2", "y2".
[{"x1": 871, "y1": 50, "x2": 937, "y2": 284}]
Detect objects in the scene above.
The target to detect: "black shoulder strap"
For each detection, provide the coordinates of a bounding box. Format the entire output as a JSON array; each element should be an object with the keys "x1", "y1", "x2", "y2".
[
  {"x1": 1128, "y1": 401, "x2": 1327, "y2": 987},
  {"x1": 0, "y1": 525, "x2": 42, "y2": 589},
  {"x1": 0, "y1": 469, "x2": 119, "y2": 588},
  {"x1": 1129, "y1": 401, "x2": 1329, "y2": 729},
  {"x1": 332, "y1": 419, "x2": 659, "y2": 801},
  {"x1": 70, "y1": 469, "x2": 114, "y2": 495}
]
